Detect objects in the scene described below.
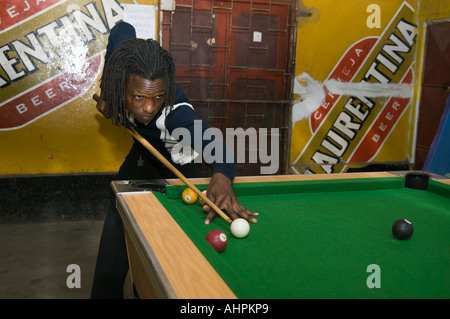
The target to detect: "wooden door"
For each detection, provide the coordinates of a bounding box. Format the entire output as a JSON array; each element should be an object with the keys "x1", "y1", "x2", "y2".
[{"x1": 162, "y1": 0, "x2": 296, "y2": 176}]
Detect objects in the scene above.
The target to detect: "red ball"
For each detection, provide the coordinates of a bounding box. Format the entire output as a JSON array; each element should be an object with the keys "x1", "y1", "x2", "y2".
[{"x1": 206, "y1": 230, "x2": 227, "y2": 252}]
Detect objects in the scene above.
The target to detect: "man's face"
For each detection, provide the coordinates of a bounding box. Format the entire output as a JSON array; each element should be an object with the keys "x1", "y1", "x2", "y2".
[{"x1": 125, "y1": 75, "x2": 166, "y2": 125}]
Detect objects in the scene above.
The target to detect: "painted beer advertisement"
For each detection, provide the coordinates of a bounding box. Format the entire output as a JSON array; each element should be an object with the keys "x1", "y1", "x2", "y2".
[
  {"x1": 291, "y1": 1, "x2": 418, "y2": 174},
  {"x1": 0, "y1": 0, "x2": 156, "y2": 174}
]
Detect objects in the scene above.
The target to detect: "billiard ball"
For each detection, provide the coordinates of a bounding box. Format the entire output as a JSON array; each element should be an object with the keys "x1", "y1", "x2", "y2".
[
  {"x1": 392, "y1": 219, "x2": 414, "y2": 240},
  {"x1": 230, "y1": 218, "x2": 250, "y2": 238},
  {"x1": 206, "y1": 230, "x2": 227, "y2": 252},
  {"x1": 182, "y1": 188, "x2": 198, "y2": 204},
  {"x1": 199, "y1": 190, "x2": 207, "y2": 206}
]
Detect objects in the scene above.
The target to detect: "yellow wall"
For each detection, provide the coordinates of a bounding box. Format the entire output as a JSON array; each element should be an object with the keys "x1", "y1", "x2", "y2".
[
  {"x1": 1, "y1": 0, "x2": 447, "y2": 176},
  {"x1": 418, "y1": 0, "x2": 450, "y2": 22},
  {"x1": 0, "y1": 0, "x2": 157, "y2": 175}
]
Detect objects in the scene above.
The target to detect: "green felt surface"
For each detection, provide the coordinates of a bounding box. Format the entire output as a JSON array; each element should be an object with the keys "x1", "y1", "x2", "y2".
[{"x1": 155, "y1": 177, "x2": 450, "y2": 298}]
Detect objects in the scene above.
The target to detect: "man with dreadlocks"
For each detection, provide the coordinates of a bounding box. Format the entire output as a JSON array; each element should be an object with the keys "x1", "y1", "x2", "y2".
[{"x1": 91, "y1": 22, "x2": 258, "y2": 298}]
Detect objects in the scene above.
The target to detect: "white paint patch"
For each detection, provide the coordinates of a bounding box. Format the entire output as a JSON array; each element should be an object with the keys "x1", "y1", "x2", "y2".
[
  {"x1": 292, "y1": 73, "x2": 325, "y2": 123},
  {"x1": 324, "y1": 79, "x2": 412, "y2": 99},
  {"x1": 292, "y1": 73, "x2": 413, "y2": 124}
]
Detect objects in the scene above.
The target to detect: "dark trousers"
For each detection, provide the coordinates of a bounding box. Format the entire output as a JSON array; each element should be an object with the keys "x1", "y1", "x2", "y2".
[{"x1": 91, "y1": 142, "x2": 201, "y2": 298}]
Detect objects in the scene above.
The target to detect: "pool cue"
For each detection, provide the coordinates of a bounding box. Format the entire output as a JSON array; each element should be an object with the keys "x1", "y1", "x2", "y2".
[{"x1": 127, "y1": 127, "x2": 233, "y2": 224}]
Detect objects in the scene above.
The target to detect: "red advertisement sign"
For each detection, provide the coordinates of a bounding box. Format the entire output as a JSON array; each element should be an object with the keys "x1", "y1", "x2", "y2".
[
  {"x1": 310, "y1": 37, "x2": 377, "y2": 133},
  {"x1": 0, "y1": 55, "x2": 102, "y2": 130}
]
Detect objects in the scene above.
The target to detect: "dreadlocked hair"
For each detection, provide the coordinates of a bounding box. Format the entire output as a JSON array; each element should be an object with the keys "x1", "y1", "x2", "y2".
[{"x1": 102, "y1": 38, "x2": 176, "y2": 127}]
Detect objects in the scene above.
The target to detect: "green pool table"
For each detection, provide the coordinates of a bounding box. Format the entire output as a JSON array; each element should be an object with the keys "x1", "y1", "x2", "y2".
[{"x1": 112, "y1": 172, "x2": 450, "y2": 299}]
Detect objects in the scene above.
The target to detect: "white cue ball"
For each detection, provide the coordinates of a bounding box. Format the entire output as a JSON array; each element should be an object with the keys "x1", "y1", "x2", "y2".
[{"x1": 230, "y1": 218, "x2": 250, "y2": 238}]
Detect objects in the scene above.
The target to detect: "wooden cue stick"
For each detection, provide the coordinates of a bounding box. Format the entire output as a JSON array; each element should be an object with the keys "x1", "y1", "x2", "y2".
[{"x1": 127, "y1": 128, "x2": 233, "y2": 224}]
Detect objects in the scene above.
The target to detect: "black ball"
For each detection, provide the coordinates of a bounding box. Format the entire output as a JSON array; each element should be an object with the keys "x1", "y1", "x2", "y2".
[{"x1": 392, "y1": 219, "x2": 414, "y2": 240}]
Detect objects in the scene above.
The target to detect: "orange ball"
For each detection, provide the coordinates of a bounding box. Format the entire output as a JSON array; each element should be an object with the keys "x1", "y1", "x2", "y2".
[
  {"x1": 182, "y1": 188, "x2": 198, "y2": 204},
  {"x1": 199, "y1": 190, "x2": 207, "y2": 206}
]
